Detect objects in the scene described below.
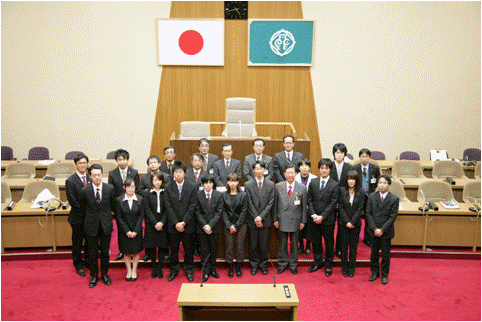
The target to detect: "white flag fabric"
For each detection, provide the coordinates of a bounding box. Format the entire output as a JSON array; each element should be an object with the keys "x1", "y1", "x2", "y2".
[{"x1": 157, "y1": 19, "x2": 224, "y2": 66}]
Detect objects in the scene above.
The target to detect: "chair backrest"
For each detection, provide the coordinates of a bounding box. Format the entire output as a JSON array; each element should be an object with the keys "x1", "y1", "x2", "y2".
[
  {"x1": 97, "y1": 161, "x2": 117, "y2": 175},
  {"x1": 28, "y1": 146, "x2": 50, "y2": 160},
  {"x1": 432, "y1": 160, "x2": 466, "y2": 179},
  {"x1": 225, "y1": 98, "x2": 257, "y2": 137},
  {"x1": 346, "y1": 153, "x2": 354, "y2": 160},
  {"x1": 65, "y1": 151, "x2": 84, "y2": 160},
  {"x1": 180, "y1": 121, "x2": 210, "y2": 139},
  {"x1": 399, "y1": 151, "x2": 420, "y2": 160},
  {"x1": 475, "y1": 162, "x2": 481, "y2": 180},
  {"x1": 462, "y1": 180, "x2": 481, "y2": 204},
  {"x1": 1, "y1": 146, "x2": 15, "y2": 160},
  {"x1": 106, "y1": 151, "x2": 116, "y2": 159},
  {"x1": 371, "y1": 151, "x2": 386, "y2": 160},
  {"x1": 417, "y1": 180, "x2": 455, "y2": 203},
  {"x1": 388, "y1": 181, "x2": 410, "y2": 202},
  {"x1": 392, "y1": 160, "x2": 426, "y2": 178},
  {"x1": 19, "y1": 180, "x2": 61, "y2": 203},
  {"x1": 350, "y1": 159, "x2": 380, "y2": 167},
  {"x1": 2, "y1": 163, "x2": 36, "y2": 179},
  {"x1": 463, "y1": 148, "x2": 481, "y2": 161},
  {"x1": 45, "y1": 161, "x2": 76, "y2": 178},
  {"x1": 1, "y1": 181, "x2": 12, "y2": 204}
]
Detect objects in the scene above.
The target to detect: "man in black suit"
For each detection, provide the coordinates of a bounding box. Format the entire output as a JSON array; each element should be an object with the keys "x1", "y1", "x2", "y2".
[
  {"x1": 139, "y1": 155, "x2": 172, "y2": 191},
  {"x1": 330, "y1": 143, "x2": 354, "y2": 258},
  {"x1": 185, "y1": 153, "x2": 207, "y2": 187},
  {"x1": 164, "y1": 160, "x2": 198, "y2": 282},
  {"x1": 245, "y1": 161, "x2": 275, "y2": 275},
  {"x1": 65, "y1": 153, "x2": 91, "y2": 277},
  {"x1": 354, "y1": 148, "x2": 381, "y2": 247},
  {"x1": 159, "y1": 146, "x2": 176, "y2": 182},
  {"x1": 307, "y1": 158, "x2": 339, "y2": 277},
  {"x1": 213, "y1": 143, "x2": 242, "y2": 187},
  {"x1": 189, "y1": 138, "x2": 219, "y2": 174},
  {"x1": 273, "y1": 135, "x2": 304, "y2": 182},
  {"x1": 243, "y1": 138, "x2": 274, "y2": 182},
  {"x1": 80, "y1": 164, "x2": 116, "y2": 288},
  {"x1": 365, "y1": 175, "x2": 399, "y2": 284},
  {"x1": 108, "y1": 149, "x2": 140, "y2": 261}
]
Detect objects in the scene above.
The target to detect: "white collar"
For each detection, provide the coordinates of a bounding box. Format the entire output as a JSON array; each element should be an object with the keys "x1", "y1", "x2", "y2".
[{"x1": 123, "y1": 194, "x2": 138, "y2": 201}]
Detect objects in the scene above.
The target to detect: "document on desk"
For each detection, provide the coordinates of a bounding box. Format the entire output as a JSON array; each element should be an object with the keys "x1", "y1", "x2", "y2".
[
  {"x1": 440, "y1": 201, "x2": 460, "y2": 209},
  {"x1": 38, "y1": 160, "x2": 56, "y2": 165}
]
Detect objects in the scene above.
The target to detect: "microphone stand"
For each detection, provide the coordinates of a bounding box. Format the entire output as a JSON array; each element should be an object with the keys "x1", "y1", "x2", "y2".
[
  {"x1": 200, "y1": 253, "x2": 210, "y2": 287},
  {"x1": 267, "y1": 254, "x2": 276, "y2": 287}
]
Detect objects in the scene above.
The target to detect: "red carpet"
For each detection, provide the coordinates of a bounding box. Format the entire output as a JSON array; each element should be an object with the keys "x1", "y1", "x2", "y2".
[{"x1": 2, "y1": 257, "x2": 480, "y2": 320}]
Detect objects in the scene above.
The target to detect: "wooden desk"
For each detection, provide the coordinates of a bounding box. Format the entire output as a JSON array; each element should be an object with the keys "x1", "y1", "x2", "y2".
[
  {"x1": 375, "y1": 160, "x2": 477, "y2": 178},
  {"x1": 394, "y1": 202, "x2": 480, "y2": 251},
  {"x1": 177, "y1": 283, "x2": 299, "y2": 321},
  {"x1": 1, "y1": 202, "x2": 71, "y2": 253},
  {"x1": 394, "y1": 178, "x2": 476, "y2": 203}
]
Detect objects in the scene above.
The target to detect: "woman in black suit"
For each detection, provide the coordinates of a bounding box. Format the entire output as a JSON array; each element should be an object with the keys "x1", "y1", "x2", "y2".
[
  {"x1": 338, "y1": 170, "x2": 366, "y2": 278},
  {"x1": 115, "y1": 178, "x2": 144, "y2": 282},
  {"x1": 222, "y1": 173, "x2": 248, "y2": 278},
  {"x1": 143, "y1": 172, "x2": 168, "y2": 279}
]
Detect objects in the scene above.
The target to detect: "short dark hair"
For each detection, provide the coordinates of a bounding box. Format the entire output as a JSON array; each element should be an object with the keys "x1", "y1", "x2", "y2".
[
  {"x1": 359, "y1": 148, "x2": 372, "y2": 157},
  {"x1": 150, "y1": 171, "x2": 165, "y2": 189},
  {"x1": 283, "y1": 135, "x2": 295, "y2": 143},
  {"x1": 201, "y1": 174, "x2": 216, "y2": 187},
  {"x1": 344, "y1": 170, "x2": 361, "y2": 195},
  {"x1": 252, "y1": 160, "x2": 266, "y2": 170},
  {"x1": 318, "y1": 158, "x2": 333, "y2": 169},
  {"x1": 221, "y1": 143, "x2": 232, "y2": 151},
  {"x1": 198, "y1": 138, "x2": 210, "y2": 146},
  {"x1": 88, "y1": 164, "x2": 103, "y2": 174},
  {"x1": 253, "y1": 138, "x2": 265, "y2": 146},
  {"x1": 226, "y1": 173, "x2": 241, "y2": 191},
  {"x1": 123, "y1": 177, "x2": 136, "y2": 189},
  {"x1": 74, "y1": 153, "x2": 89, "y2": 164},
  {"x1": 115, "y1": 149, "x2": 129, "y2": 160},
  {"x1": 378, "y1": 174, "x2": 392, "y2": 185},
  {"x1": 146, "y1": 155, "x2": 161, "y2": 165},
  {"x1": 332, "y1": 143, "x2": 347, "y2": 157},
  {"x1": 171, "y1": 160, "x2": 187, "y2": 173},
  {"x1": 193, "y1": 153, "x2": 204, "y2": 162},
  {"x1": 296, "y1": 158, "x2": 311, "y2": 172},
  {"x1": 163, "y1": 146, "x2": 175, "y2": 153}
]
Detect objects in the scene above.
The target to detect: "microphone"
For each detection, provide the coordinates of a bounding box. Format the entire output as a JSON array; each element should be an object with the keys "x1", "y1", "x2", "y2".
[
  {"x1": 418, "y1": 189, "x2": 429, "y2": 212},
  {"x1": 200, "y1": 253, "x2": 210, "y2": 287},
  {"x1": 469, "y1": 197, "x2": 481, "y2": 212},
  {"x1": 267, "y1": 254, "x2": 276, "y2": 287},
  {"x1": 61, "y1": 201, "x2": 69, "y2": 209}
]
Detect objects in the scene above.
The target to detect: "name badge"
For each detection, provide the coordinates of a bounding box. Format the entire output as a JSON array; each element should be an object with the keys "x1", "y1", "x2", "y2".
[
  {"x1": 264, "y1": 169, "x2": 269, "y2": 175},
  {"x1": 370, "y1": 178, "x2": 377, "y2": 184},
  {"x1": 209, "y1": 169, "x2": 214, "y2": 174},
  {"x1": 294, "y1": 200, "x2": 301, "y2": 205}
]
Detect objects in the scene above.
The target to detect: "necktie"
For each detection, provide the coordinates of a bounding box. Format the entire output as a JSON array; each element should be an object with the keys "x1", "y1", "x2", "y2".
[
  {"x1": 178, "y1": 185, "x2": 182, "y2": 200},
  {"x1": 320, "y1": 180, "x2": 325, "y2": 191},
  {"x1": 362, "y1": 167, "x2": 369, "y2": 196},
  {"x1": 203, "y1": 156, "x2": 208, "y2": 171},
  {"x1": 207, "y1": 193, "x2": 211, "y2": 207},
  {"x1": 363, "y1": 168, "x2": 367, "y2": 177},
  {"x1": 288, "y1": 185, "x2": 292, "y2": 198},
  {"x1": 381, "y1": 195, "x2": 385, "y2": 204},
  {"x1": 287, "y1": 153, "x2": 291, "y2": 164},
  {"x1": 226, "y1": 160, "x2": 230, "y2": 172},
  {"x1": 121, "y1": 170, "x2": 126, "y2": 183},
  {"x1": 257, "y1": 156, "x2": 261, "y2": 161},
  {"x1": 95, "y1": 188, "x2": 101, "y2": 204},
  {"x1": 82, "y1": 176, "x2": 87, "y2": 186},
  {"x1": 168, "y1": 163, "x2": 172, "y2": 173},
  {"x1": 337, "y1": 166, "x2": 342, "y2": 181},
  {"x1": 258, "y1": 181, "x2": 262, "y2": 195},
  {"x1": 194, "y1": 171, "x2": 198, "y2": 182}
]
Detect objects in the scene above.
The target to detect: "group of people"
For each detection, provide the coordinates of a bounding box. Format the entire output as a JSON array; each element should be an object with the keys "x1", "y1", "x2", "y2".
[{"x1": 65, "y1": 136, "x2": 398, "y2": 288}]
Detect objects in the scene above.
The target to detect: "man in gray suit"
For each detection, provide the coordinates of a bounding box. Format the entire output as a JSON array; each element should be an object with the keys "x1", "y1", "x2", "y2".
[
  {"x1": 189, "y1": 138, "x2": 219, "y2": 174},
  {"x1": 213, "y1": 143, "x2": 242, "y2": 187},
  {"x1": 273, "y1": 166, "x2": 307, "y2": 274},
  {"x1": 244, "y1": 138, "x2": 274, "y2": 182},
  {"x1": 273, "y1": 135, "x2": 304, "y2": 182}
]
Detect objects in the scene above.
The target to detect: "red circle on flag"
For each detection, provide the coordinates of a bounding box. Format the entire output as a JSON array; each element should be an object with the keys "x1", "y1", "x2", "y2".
[{"x1": 178, "y1": 30, "x2": 204, "y2": 55}]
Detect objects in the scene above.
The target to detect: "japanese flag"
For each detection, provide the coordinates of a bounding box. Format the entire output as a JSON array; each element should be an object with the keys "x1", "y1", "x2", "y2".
[{"x1": 157, "y1": 19, "x2": 224, "y2": 66}]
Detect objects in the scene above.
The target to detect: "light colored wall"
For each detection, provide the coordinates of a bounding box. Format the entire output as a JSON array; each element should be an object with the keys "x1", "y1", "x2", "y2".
[{"x1": 2, "y1": 1, "x2": 480, "y2": 165}]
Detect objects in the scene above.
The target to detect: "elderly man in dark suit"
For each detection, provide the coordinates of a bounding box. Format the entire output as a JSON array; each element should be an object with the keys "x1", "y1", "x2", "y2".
[
  {"x1": 273, "y1": 166, "x2": 307, "y2": 274},
  {"x1": 273, "y1": 135, "x2": 304, "y2": 183},
  {"x1": 213, "y1": 143, "x2": 242, "y2": 187},
  {"x1": 243, "y1": 138, "x2": 274, "y2": 182},
  {"x1": 186, "y1": 153, "x2": 208, "y2": 187},
  {"x1": 189, "y1": 138, "x2": 219, "y2": 174}
]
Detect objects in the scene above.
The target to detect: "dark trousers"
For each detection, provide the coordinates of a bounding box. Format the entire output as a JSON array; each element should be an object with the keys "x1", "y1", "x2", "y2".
[
  {"x1": 146, "y1": 247, "x2": 167, "y2": 271},
  {"x1": 248, "y1": 226, "x2": 270, "y2": 269},
  {"x1": 335, "y1": 211, "x2": 341, "y2": 253},
  {"x1": 198, "y1": 232, "x2": 220, "y2": 274},
  {"x1": 224, "y1": 224, "x2": 248, "y2": 264},
  {"x1": 370, "y1": 237, "x2": 391, "y2": 278},
  {"x1": 86, "y1": 229, "x2": 111, "y2": 278},
  {"x1": 362, "y1": 198, "x2": 371, "y2": 242},
  {"x1": 339, "y1": 225, "x2": 361, "y2": 274},
  {"x1": 71, "y1": 223, "x2": 89, "y2": 269},
  {"x1": 169, "y1": 231, "x2": 194, "y2": 274},
  {"x1": 278, "y1": 230, "x2": 299, "y2": 270},
  {"x1": 311, "y1": 224, "x2": 335, "y2": 269},
  {"x1": 299, "y1": 225, "x2": 311, "y2": 245}
]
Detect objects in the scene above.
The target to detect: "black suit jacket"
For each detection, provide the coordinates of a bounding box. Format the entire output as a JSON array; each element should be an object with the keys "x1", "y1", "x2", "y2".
[
  {"x1": 245, "y1": 178, "x2": 275, "y2": 228},
  {"x1": 65, "y1": 173, "x2": 92, "y2": 225},
  {"x1": 338, "y1": 187, "x2": 366, "y2": 227},
  {"x1": 115, "y1": 195, "x2": 144, "y2": 235},
  {"x1": 108, "y1": 167, "x2": 141, "y2": 197},
  {"x1": 354, "y1": 163, "x2": 381, "y2": 194},
  {"x1": 330, "y1": 162, "x2": 354, "y2": 184},
  {"x1": 163, "y1": 179, "x2": 198, "y2": 234},
  {"x1": 213, "y1": 158, "x2": 242, "y2": 187},
  {"x1": 185, "y1": 167, "x2": 207, "y2": 188},
  {"x1": 139, "y1": 171, "x2": 172, "y2": 191},
  {"x1": 159, "y1": 160, "x2": 172, "y2": 175},
  {"x1": 143, "y1": 189, "x2": 167, "y2": 227},
  {"x1": 80, "y1": 183, "x2": 116, "y2": 237},
  {"x1": 222, "y1": 191, "x2": 248, "y2": 230},
  {"x1": 365, "y1": 191, "x2": 399, "y2": 239},
  {"x1": 195, "y1": 190, "x2": 224, "y2": 234},
  {"x1": 189, "y1": 153, "x2": 219, "y2": 173},
  {"x1": 273, "y1": 150, "x2": 304, "y2": 182},
  {"x1": 307, "y1": 177, "x2": 339, "y2": 226}
]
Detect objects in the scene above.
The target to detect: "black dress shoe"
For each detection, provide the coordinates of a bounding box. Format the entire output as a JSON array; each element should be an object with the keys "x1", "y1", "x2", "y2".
[
  {"x1": 115, "y1": 253, "x2": 124, "y2": 261},
  {"x1": 151, "y1": 269, "x2": 157, "y2": 278},
  {"x1": 290, "y1": 268, "x2": 298, "y2": 275},
  {"x1": 167, "y1": 273, "x2": 177, "y2": 282},
  {"x1": 187, "y1": 274, "x2": 194, "y2": 282},
  {"x1": 260, "y1": 268, "x2": 268, "y2": 275},
  {"x1": 143, "y1": 254, "x2": 151, "y2": 262},
  {"x1": 343, "y1": 272, "x2": 349, "y2": 277},
  {"x1": 89, "y1": 276, "x2": 99, "y2": 288},
  {"x1": 349, "y1": 272, "x2": 355, "y2": 278},
  {"x1": 163, "y1": 254, "x2": 170, "y2": 262},
  {"x1": 228, "y1": 264, "x2": 234, "y2": 278},
  {"x1": 157, "y1": 268, "x2": 163, "y2": 279},
  {"x1": 193, "y1": 249, "x2": 200, "y2": 257},
  {"x1": 211, "y1": 270, "x2": 220, "y2": 278},
  {"x1": 381, "y1": 277, "x2": 389, "y2": 284},
  {"x1": 201, "y1": 274, "x2": 209, "y2": 282},
  {"x1": 277, "y1": 267, "x2": 287, "y2": 274},
  {"x1": 325, "y1": 268, "x2": 332, "y2": 276},
  {"x1": 305, "y1": 246, "x2": 311, "y2": 255},
  {"x1": 131, "y1": 275, "x2": 137, "y2": 282},
  {"x1": 250, "y1": 268, "x2": 258, "y2": 275},
  {"x1": 126, "y1": 275, "x2": 131, "y2": 282},
  {"x1": 101, "y1": 274, "x2": 112, "y2": 285},
  {"x1": 368, "y1": 274, "x2": 379, "y2": 282},
  {"x1": 308, "y1": 265, "x2": 320, "y2": 273},
  {"x1": 76, "y1": 267, "x2": 86, "y2": 277}
]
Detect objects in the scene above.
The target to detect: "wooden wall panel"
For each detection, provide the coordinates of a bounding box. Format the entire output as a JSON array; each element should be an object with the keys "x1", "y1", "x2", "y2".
[{"x1": 151, "y1": 1, "x2": 322, "y2": 164}]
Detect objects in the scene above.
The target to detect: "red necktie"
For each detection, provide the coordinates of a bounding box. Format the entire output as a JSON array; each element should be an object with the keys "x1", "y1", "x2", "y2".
[
  {"x1": 82, "y1": 176, "x2": 87, "y2": 186},
  {"x1": 195, "y1": 171, "x2": 198, "y2": 182},
  {"x1": 288, "y1": 185, "x2": 292, "y2": 198}
]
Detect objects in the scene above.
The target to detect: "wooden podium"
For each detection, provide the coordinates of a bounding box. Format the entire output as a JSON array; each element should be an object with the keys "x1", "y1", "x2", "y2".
[{"x1": 177, "y1": 283, "x2": 299, "y2": 321}]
